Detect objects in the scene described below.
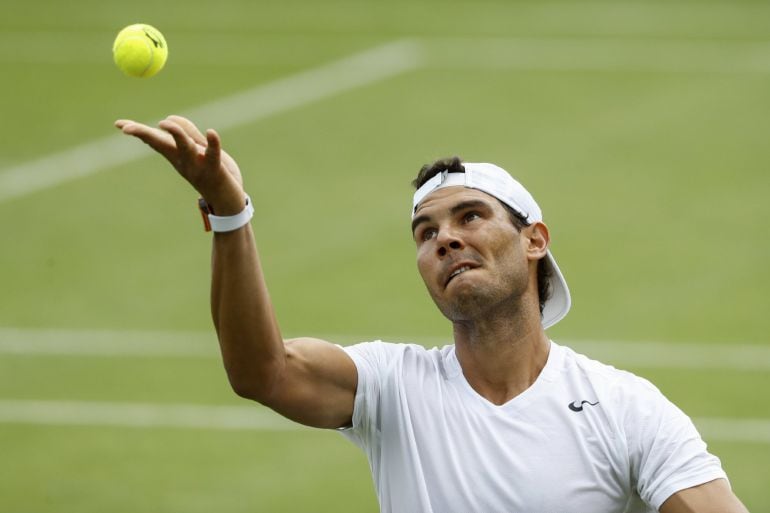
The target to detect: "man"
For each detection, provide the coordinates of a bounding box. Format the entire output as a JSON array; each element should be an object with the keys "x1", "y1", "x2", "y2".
[{"x1": 115, "y1": 115, "x2": 748, "y2": 513}]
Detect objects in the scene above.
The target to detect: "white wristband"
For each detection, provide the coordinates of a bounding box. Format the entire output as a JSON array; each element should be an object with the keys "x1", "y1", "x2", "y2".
[{"x1": 208, "y1": 196, "x2": 254, "y2": 232}]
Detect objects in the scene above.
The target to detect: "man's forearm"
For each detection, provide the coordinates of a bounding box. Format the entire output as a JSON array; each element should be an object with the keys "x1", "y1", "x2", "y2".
[
  {"x1": 210, "y1": 224, "x2": 285, "y2": 401},
  {"x1": 114, "y1": 116, "x2": 290, "y2": 403}
]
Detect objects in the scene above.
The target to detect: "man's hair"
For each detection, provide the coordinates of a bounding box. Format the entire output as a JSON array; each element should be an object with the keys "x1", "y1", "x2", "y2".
[{"x1": 413, "y1": 156, "x2": 552, "y2": 314}]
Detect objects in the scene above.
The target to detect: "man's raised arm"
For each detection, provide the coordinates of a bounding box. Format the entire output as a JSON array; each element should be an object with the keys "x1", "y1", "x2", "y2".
[{"x1": 115, "y1": 115, "x2": 357, "y2": 429}]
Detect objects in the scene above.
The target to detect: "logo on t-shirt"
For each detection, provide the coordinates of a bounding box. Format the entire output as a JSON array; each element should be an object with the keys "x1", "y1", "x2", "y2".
[{"x1": 568, "y1": 400, "x2": 599, "y2": 412}]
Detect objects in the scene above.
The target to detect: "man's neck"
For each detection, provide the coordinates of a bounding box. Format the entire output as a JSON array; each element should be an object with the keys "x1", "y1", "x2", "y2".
[{"x1": 452, "y1": 302, "x2": 550, "y2": 406}]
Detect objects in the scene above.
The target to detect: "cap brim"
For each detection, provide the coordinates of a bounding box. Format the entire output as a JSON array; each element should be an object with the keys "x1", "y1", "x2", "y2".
[{"x1": 541, "y1": 250, "x2": 571, "y2": 329}]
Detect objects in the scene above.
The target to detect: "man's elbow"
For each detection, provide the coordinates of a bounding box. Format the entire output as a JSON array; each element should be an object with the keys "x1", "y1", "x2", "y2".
[
  {"x1": 226, "y1": 368, "x2": 280, "y2": 404},
  {"x1": 229, "y1": 379, "x2": 263, "y2": 401}
]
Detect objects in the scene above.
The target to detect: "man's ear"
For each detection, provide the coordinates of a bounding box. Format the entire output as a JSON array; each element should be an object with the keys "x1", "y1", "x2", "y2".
[{"x1": 525, "y1": 222, "x2": 550, "y2": 261}]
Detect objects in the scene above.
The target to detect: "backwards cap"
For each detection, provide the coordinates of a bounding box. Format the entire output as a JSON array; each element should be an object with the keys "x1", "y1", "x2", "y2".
[{"x1": 412, "y1": 162, "x2": 571, "y2": 329}]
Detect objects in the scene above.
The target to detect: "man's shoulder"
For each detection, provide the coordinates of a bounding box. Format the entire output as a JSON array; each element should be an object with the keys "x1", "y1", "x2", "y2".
[
  {"x1": 554, "y1": 341, "x2": 662, "y2": 403},
  {"x1": 343, "y1": 339, "x2": 448, "y2": 353},
  {"x1": 342, "y1": 339, "x2": 452, "y2": 369}
]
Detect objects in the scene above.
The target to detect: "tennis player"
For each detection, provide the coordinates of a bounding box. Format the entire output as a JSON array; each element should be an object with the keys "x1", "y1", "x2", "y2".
[{"x1": 116, "y1": 115, "x2": 748, "y2": 513}]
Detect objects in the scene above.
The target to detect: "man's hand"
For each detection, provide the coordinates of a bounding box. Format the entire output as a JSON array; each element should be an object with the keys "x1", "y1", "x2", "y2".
[{"x1": 115, "y1": 115, "x2": 245, "y2": 215}]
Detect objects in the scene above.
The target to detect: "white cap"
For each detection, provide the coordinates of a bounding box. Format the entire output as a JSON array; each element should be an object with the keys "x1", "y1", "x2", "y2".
[{"x1": 412, "y1": 162, "x2": 571, "y2": 329}]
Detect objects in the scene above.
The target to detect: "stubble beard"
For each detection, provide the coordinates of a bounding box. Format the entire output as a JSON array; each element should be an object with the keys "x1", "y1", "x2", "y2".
[{"x1": 432, "y1": 271, "x2": 528, "y2": 324}]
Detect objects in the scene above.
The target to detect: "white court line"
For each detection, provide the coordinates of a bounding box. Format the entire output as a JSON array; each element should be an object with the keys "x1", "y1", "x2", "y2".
[
  {"x1": 0, "y1": 399, "x2": 303, "y2": 431},
  {"x1": 693, "y1": 417, "x2": 770, "y2": 445},
  {"x1": 420, "y1": 37, "x2": 770, "y2": 74},
  {"x1": 0, "y1": 399, "x2": 765, "y2": 443},
  {"x1": 564, "y1": 339, "x2": 770, "y2": 371},
  {"x1": 4, "y1": 34, "x2": 769, "y2": 72},
  {"x1": 1, "y1": 327, "x2": 769, "y2": 371},
  {"x1": 0, "y1": 39, "x2": 422, "y2": 205},
  {"x1": 2, "y1": 35, "x2": 767, "y2": 204},
  {"x1": 0, "y1": 327, "x2": 216, "y2": 358},
  {"x1": 0, "y1": 327, "x2": 766, "y2": 371}
]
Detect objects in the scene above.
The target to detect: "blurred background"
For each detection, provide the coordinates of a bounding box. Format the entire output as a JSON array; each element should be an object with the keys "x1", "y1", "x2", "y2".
[{"x1": 1, "y1": 0, "x2": 768, "y2": 511}]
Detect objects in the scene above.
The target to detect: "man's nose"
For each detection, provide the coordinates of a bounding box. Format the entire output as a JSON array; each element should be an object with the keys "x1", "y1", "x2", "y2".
[{"x1": 436, "y1": 230, "x2": 464, "y2": 257}]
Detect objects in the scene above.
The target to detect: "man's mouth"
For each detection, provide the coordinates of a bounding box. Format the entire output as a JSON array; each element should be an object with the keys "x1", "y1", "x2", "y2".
[{"x1": 445, "y1": 264, "x2": 476, "y2": 287}]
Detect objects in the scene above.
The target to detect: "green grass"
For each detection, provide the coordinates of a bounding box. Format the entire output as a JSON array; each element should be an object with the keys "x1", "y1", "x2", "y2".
[
  {"x1": 2, "y1": 0, "x2": 769, "y2": 511},
  {"x1": 0, "y1": 425, "x2": 377, "y2": 513}
]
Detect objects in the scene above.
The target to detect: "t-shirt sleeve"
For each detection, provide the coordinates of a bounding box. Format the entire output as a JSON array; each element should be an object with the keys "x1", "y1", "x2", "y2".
[
  {"x1": 622, "y1": 375, "x2": 728, "y2": 510},
  {"x1": 337, "y1": 341, "x2": 402, "y2": 452}
]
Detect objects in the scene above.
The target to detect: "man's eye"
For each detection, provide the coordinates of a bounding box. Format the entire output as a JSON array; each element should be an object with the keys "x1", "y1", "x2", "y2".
[
  {"x1": 464, "y1": 212, "x2": 481, "y2": 223},
  {"x1": 421, "y1": 228, "x2": 437, "y2": 241}
]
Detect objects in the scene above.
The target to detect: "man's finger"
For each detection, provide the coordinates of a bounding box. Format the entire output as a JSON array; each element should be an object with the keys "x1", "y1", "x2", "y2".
[
  {"x1": 116, "y1": 120, "x2": 178, "y2": 158},
  {"x1": 159, "y1": 118, "x2": 197, "y2": 163},
  {"x1": 204, "y1": 129, "x2": 221, "y2": 169},
  {"x1": 167, "y1": 115, "x2": 208, "y2": 146}
]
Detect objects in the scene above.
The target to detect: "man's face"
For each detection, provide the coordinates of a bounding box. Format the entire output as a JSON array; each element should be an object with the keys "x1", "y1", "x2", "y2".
[{"x1": 411, "y1": 186, "x2": 533, "y2": 321}]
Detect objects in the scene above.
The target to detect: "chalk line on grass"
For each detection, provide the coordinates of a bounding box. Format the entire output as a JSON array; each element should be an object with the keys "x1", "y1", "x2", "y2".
[
  {"x1": 421, "y1": 37, "x2": 770, "y2": 74},
  {"x1": 0, "y1": 399, "x2": 766, "y2": 444},
  {"x1": 2, "y1": 327, "x2": 767, "y2": 442},
  {"x1": 0, "y1": 39, "x2": 422, "y2": 205},
  {"x1": 1, "y1": 327, "x2": 768, "y2": 371},
  {"x1": 0, "y1": 399, "x2": 303, "y2": 432},
  {"x1": 0, "y1": 327, "x2": 216, "y2": 358},
  {"x1": 2, "y1": 35, "x2": 767, "y2": 205}
]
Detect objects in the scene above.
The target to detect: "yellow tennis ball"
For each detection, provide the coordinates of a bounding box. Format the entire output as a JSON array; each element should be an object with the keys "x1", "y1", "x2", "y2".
[{"x1": 112, "y1": 24, "x2": 168, "y2": 78}]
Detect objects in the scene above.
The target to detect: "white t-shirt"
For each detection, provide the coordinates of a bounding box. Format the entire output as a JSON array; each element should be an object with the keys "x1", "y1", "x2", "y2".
[{"x1": 340, "y1": 340, "x2": 726, "y2": 513}]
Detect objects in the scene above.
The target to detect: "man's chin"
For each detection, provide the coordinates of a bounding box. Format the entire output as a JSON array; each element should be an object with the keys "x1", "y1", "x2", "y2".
[{"x1": 435, "y1": 292, "x2": 491, "y2": 322}]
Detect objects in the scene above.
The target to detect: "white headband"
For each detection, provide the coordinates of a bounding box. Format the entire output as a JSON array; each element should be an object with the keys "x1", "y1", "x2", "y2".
[{"x1": 412, "y1": 163, "x2": 542, "y2": 223}]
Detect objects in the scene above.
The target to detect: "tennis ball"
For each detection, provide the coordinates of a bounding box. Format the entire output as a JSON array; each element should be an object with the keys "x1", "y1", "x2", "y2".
[{"x1": 112, "y1": 24, "x2": 168, "y2": 78}]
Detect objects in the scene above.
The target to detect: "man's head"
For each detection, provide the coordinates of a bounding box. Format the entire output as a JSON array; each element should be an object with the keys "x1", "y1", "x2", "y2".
[{"x1": 411, "y1": 157, "x2": 571, "y2": 328}]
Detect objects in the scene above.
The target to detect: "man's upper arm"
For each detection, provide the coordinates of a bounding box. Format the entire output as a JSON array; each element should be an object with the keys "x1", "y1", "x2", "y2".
[
  {"x1": 258, "y1": 337, "x2": 358, "y2": 429},
  {"x1": 659, "y1": 478, "x2": 749, "y2": 513},
  {"x1": 620, "y1": 374, "x2": 729, "y2": 508}
]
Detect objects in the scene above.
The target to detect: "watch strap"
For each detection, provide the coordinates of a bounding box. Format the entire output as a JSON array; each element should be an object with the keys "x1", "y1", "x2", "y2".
[{"x1": 198, "y1": 196, "x2": 253, "y2": 233}]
